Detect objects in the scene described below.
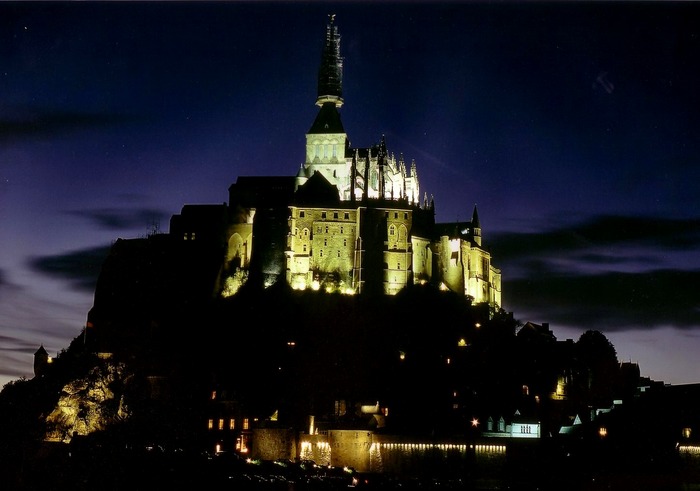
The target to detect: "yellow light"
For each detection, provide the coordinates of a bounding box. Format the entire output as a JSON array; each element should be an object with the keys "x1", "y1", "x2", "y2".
[
  {"x1": 471, "y1": 418, "x2": 479, "y2": 427},
  {"x1": 311, "y1": 280, "x2": 320, "y2": 290},
  {"x1": 599, "y1": 427, "x2": 608, "y2": 437},
  {"x1": 683, "y1": 427, "x2": 692, "y2": 439},
  {"x1": 475, "y1": 323, "x2": 481, "y2": 328},
  {"x1": 399, "y1": 351, "x2": 406, "y2": 360},
  {"x1": 458, "y1": 338, "x2": 468, "y2": 347}
]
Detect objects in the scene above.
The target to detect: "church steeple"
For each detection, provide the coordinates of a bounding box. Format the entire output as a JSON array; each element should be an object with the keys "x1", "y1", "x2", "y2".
[
  {"x1": 316, "y1": 14, "x2": 343, "y2": 108},
  {"x1": 472, "y1": 204, "x2": 482, "y2": 246}
]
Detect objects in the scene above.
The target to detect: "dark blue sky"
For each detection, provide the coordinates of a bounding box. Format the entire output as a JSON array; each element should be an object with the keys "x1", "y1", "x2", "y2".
[{"x1": 1, "y1": 1, "x2": 699, "y2": 388}]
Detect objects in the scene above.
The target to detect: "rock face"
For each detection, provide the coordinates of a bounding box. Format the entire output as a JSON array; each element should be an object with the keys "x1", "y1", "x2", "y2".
[{"x1": 44, "y1": 359, "x2": 131, "y2": 442}]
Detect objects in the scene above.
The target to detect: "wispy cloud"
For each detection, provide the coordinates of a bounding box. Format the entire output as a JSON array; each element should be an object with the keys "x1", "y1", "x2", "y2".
[
  {"x1": 66, "y1": 207, "x2": 168, "y2": 231},
  {"x1": 27, "y1": 245, "x2": 112, "y2": 292},
  {"x1": 491, "y1": 214, "x2": 700, "y2": 332},
  {"x1": 0, "y1": 106, "x2": 135, "y2": 140}
]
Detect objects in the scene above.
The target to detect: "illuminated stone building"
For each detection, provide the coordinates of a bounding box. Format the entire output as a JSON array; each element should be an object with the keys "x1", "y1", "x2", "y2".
[{"x1": 179, "y1": 16, "x2": 502, "y2": 306}]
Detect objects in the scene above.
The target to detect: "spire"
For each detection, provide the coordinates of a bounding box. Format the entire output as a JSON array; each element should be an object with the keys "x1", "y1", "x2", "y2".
[
  {"x1": 472, "y1": 204, "x2": 482, "y2": 246},
  {"x1": 316, "y1": 14, "x2": 344, "y2": 107},
  {"x1": 471, "y1": 204, "x2": 481, "y2": 228}
]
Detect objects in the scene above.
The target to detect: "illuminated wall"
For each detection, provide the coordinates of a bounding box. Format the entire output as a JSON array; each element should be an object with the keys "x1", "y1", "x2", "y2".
[{"x1": 290, "y1": 432, "x2": 507, "y2": 475}]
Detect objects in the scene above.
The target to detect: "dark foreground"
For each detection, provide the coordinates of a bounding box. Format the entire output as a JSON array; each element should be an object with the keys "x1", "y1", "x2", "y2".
[{"x1": 7, "y1": 442, "x2": 700, "y2": 491}]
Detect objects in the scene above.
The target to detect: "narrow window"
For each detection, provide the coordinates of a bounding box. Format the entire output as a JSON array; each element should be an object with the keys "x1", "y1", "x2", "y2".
[
  {"x1": 208, "y1": 419, "x2": 214, "y2": 430},
  {"x1": 218, "y1": 419, "x2": 224, "y2": 430},
  {"x1": 344, "y1": 212, "x2": 349, "y2": 220},
  {"x1": 230, "y1": 419, "x2": 235, "y2": 430},
  {"x1": 300, "y1": 210, "x2": 305, "y2": 218},
  {"x1": 243, "y1": 418, "x2": 249, "y2": 430},
  {"x1": 322, "y1": 211, "x2": 327, "y2": 219}
]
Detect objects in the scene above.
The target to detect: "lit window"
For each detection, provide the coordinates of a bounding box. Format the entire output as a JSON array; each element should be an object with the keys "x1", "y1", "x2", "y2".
[
  {"x1": 191, "y1": 232, "x2": 196, "y2": 240},
  {"x1": 211, "y1": 390, "x2": 217, "y2": 400},
  {"x1": 243, "y1": 418, "x2": 249, "y2": 430},
  {"x1": 683, "y1": 427, "x2": 692, "y2": 439},
  {"x1": 208, "y1": 419, "x2": 214, "y2": 430},
  {"x1": 230, "y1": 419, "x2": 235, "y2": 430},
  {"x1": 599, "y1": 427, "x2": 608, "y2": 438},
  {"x1": 218, "y1": 419, "x2": 224, "y2": 430},
  {"x1": 183, "y1": 233, "x2": 188, "y2": 240}
]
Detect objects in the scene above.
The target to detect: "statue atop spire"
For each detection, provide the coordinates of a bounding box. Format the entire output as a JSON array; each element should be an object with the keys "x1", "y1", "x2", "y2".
[{"x1": 316, "y1": 14, "x2": 344, "y2": 107}]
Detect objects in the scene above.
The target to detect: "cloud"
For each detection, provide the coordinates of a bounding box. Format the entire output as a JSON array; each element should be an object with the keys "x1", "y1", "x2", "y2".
[
  {"x1": 490, "y1": 215, "x2": 700, "y2": 263},
  {"x1": 27, "y1": 245, "x2": 112, "y2": 292},
  {"x1": 491, "y1": 214, "x2": 700, "y2": 332},
  {"x1": 505, "y1": 269, "x2": 700, "y2": 331},
  {"x1": 66, "y1": 207, "x2": 169, "y2": 231},
  {"x1": 0, "y1": 106, "x2": 135, "y2": 140}
]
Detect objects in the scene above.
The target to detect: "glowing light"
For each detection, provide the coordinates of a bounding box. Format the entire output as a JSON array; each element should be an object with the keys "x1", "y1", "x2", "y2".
[
  {"x1": 471, "y1": 418, "x2": 479, "y2": 427},
  {"x1": 458, "y1": 338, "x2": 468, "y2": 347},
  {"x1": 599, "y1": 427, "x2": 608, "y2": 438},
  {"x1": 399, "y1": 351, "x2": 406, "y2": 360},
  {"x1": 683, "y1": 427, "x2": 692, "y2": 439},
  {"x1": 311, "y1": 280, "x2": 320, "y2": 290}
]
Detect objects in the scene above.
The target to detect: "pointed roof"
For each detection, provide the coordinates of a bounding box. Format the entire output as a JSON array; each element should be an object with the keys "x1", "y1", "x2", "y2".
[
  {"x1": 35, "y1": 344, "x2": 48, "y2": 356},
  {"x1": 316, "y1": 14, "x2": 343, "y2": 107},
  {"x1": 471, "y1": 204, "x2": 481, "y2": 228},
  {"x1": 308, "y1": 102, "x2": 345, "y2": 134}
]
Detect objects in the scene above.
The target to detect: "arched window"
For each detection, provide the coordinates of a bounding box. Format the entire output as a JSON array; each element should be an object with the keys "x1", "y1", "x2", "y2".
[{"x1": 389, "y1": 225, "x2": 396, "y2": 236}]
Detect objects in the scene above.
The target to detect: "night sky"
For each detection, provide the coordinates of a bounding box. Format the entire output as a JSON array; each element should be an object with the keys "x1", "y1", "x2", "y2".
[{"x1": 1, "y1": 1, "x2": 699, "y2": 389}]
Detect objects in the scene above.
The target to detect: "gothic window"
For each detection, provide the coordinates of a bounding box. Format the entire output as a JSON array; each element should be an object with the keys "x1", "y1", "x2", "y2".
[
  {"x1": 324, "y1": 239, "x2": 328, "y2": 246},
  {"x1": 303, "y1": 244, "x2": 307, "y2": 253},
  {"x1": 340, "y1": 226, "x2": 344, "y2": 234},
  {"x1": 397, "y1": 262, "x2": 401, "y2": 270},
  {"x1": 389, "y1": 225, "x2": 396, "y2": 236},
  {"x1": 325, "y1": 226, "x2": 329, "y2": 233},
  {"x1": 320, "y1": 250, "x2": 323, "y2": 257},
  {"x1": 303, "y1": 228, "x2": 309, "y2": 237},
  {"x1": 229, "y1": 419, "x2": 235, "y2": 430},
  {"x1": 343, "y1": 238, "x2": 347, "y2": 246},
  {"x1": 218, "y1": 419, "x2": 224, "y2": 430}
]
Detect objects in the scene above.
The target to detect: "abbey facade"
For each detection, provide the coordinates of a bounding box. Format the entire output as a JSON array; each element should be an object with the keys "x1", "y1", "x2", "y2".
[{"x1": 171, "y1": 18, "x2": 501, "y2": 307}]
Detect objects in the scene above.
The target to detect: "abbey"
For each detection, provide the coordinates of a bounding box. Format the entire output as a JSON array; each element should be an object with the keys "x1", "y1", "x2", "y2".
[{"x1": 171, "y1": 17, "x2": 501, "y2": 306}]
